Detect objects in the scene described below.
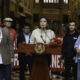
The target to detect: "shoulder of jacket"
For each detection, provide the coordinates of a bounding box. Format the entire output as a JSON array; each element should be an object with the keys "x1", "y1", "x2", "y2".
[{"x1": 2, "y1": 27, "x2": 9, "y2": 33}]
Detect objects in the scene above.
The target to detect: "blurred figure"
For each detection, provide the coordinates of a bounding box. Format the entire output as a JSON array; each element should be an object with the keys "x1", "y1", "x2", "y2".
[
  {"x1": 30, "y1": 16, "x2": 55, "y2": 79},
  {"x1": 3, "y1": 17, "x2": 17, "y2": 49},
  {"x1": 62, "y1": 20, "x2": 79, "y2": 80},
  {"x1": 17, "y1": 23, "x2": 33, "y2": 80},
  {"x1": 0, "y1": 24, "x2": 14, "y2": 80},
  {"x1": 74, "y1": 35, "x2": 80, "y2": 80}
]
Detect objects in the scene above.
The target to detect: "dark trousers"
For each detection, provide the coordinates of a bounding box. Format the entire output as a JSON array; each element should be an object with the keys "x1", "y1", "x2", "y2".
[
  {"x1": 64, "y1": 57, "x2": 77, "y2": 80},
  {"x1": 19, "y1": 56, "x2": 33, "y2": 80},
  {"x1": 0, "y1": 64, "x2": 11, "y2": 80},
  {"x1": 77, "y1": 60, "x2": 80, "y2": 80}
]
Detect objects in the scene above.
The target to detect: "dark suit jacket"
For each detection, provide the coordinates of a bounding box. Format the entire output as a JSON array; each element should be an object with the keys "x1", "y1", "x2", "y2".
[{"x1": 17, "y1": 32, "x2": 31, "y2": 61}]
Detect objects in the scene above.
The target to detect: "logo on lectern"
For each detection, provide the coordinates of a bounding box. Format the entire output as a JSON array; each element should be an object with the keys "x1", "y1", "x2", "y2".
[{"x1": 34, "y1": 43, "x2": 45, "y2": 55}]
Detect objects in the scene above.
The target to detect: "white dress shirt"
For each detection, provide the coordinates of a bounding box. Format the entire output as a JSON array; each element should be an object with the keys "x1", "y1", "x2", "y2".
[{"x1": 24, "y1": 33, "x2": 30, "y2": 44}]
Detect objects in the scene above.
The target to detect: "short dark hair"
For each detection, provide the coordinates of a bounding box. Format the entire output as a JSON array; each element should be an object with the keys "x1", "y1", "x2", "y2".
[
  {"x1": 23, "y1": 23, "x2": 31, "y2": 28},
  {"x1": 68, "y1": 20, "x2": 76, "y2": 27}
]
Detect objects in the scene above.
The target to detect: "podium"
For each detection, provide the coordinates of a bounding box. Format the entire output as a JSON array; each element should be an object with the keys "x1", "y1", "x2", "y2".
[{"x1": 16, "y1": 43, "x2": 61, "y2": 80}]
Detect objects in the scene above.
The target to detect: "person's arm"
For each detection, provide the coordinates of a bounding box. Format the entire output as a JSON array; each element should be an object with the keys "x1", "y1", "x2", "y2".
[
  {"x1": 30, "y1": 30, "x2": 36, "y2": 44},
  {"x1": 74, "y1": 35, "x2": 80, "y2": 54}
]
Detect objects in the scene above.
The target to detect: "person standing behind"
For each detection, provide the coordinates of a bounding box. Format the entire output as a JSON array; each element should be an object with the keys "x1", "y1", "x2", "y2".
[
  {"x1": 74, "y1": 35, "x2": 80, "y2": 80},
  {"x1": 3, "y1": 17, "x2": 17, "y2": 77},
  {"x1": 17, "y1": 23, "x2": 33, "y2": 80},
  {"x1": 3, "y1": 17, "x2": 17, "y2": 49},
  {"x1": 62, "y1": 20, "x2": 79, "y2": 80},
  {"x1": 0, "y1": 26, "x2": 14, "y2": 80},
  {"x1": 15, "y1": 23, "x2": 21, "y2": 36}
]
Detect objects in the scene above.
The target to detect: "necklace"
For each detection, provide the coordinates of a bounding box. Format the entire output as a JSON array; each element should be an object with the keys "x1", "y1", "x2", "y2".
[
  {"x1": 40, "y1": 29, "x2": 53, "y2": 44},
  {"x1": 40, "y1": 29, "x2": 46, "y2": 43}
]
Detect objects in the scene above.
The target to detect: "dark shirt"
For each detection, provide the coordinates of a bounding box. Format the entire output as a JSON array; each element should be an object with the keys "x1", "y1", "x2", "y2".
[{"x1": 62, "y1": 31, "x2": 79, "y2": 58}]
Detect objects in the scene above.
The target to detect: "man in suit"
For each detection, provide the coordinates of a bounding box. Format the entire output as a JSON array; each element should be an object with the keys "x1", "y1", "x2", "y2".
[
  {"x1": 17, "y1": 23, "x2": 33, "y2": 80},
  {"x1": 0, "y1": 26, "x2": 14, "y2": 80}
]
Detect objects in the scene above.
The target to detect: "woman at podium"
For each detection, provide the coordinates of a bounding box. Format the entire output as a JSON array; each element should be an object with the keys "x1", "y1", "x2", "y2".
[{"x1": 30, "y1": 16, "x2": 55, "y2": 80}]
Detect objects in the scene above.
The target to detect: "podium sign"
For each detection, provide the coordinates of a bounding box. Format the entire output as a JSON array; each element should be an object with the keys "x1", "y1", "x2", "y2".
[
  {"x1": 16, "y1": 43, "x2": 62, "y2": 80},
  {"x1": 16, "y1": 43, "x2": 61, "y2": 55}
]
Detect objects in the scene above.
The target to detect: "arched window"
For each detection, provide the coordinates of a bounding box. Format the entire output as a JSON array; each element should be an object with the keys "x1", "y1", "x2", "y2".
[
  {"x1": 43, "y1": 0, "x2": 59, "y2": 3},
  {"x1": 44, "y1": 0, "x2": 48, "y2": 3},
  {"x1": 35, "y1": 0, "x2": 68, "y2": 4},
  {"x1": 35, "y1": 0, "x2": 39, "y2": 3},
  {"x1": 63, "y1": 0, "x2": 68, "y2": 4}
]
